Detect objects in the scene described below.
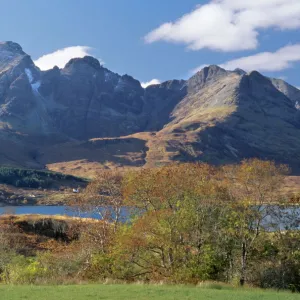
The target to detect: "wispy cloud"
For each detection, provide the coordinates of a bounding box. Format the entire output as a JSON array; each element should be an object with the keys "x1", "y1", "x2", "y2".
[
  {"x1": 145, "y1": 0, "x2": 300, "y2": 52},
  {"x1": 34, "y1": 46, "x2": 98, "y2": 70},
  {"x1": 191, "y1": 44, "x2": 300, "y2": 74},
  {"x1": 141, "y1": 79, "x2": 161, "y2": 88},
  {"x1": 220, "y1": 44, "x2": 300, "y2": 72}
]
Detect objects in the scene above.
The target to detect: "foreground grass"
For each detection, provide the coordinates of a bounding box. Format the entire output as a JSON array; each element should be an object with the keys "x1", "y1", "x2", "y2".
[{"x1": 0, "y1": 284, "x2": 300, "y2": 300}]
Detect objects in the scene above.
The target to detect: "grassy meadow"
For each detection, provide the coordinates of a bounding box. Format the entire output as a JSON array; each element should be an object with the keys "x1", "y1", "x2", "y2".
[{"x1": 1, "y1": 284, "x2": 300, "y2": 300}]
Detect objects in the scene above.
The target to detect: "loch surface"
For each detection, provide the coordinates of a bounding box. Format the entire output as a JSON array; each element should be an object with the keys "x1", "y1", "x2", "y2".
[{"x1": 0, "y1": 206, "x2": 130, "y2": 220}]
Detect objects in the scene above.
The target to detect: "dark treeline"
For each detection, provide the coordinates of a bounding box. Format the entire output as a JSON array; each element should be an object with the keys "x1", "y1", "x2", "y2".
[
  {"x1": 1, "y1": 159, "x2": 300, "y2": 291},
  {"x1": 0, "y1": 166, "x2": 85, "y2": 188}
]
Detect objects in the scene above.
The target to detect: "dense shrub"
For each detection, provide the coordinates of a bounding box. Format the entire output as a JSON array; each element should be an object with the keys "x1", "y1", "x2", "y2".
[
  {"x1": 2, "y1": 253, "x2": 83, "y2": 284},
  {"x1": 1, "y1": 256, "x2": 46, "y2": 284}
]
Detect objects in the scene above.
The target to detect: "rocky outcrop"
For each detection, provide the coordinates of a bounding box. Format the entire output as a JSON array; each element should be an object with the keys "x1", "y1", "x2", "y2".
[{"x1": 270, "y1": 78, "x2": 300, "y2": 108}]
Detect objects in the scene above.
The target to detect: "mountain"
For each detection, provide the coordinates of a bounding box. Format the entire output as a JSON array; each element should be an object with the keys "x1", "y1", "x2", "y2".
[{"x1": 1, "y1": 41, "x2": 300, "y2": 176}]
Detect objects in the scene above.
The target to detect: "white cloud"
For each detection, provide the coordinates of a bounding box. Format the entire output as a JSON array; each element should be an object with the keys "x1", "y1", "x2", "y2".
[
  {"x1": 141, "y1": 79, "x2": 161, "y2": 88},
  {"x1": 220, "y1": 44, "x2": 300, "y2": 72},
  {"x1": 145, "y1": 0, "x2": 300, "y2": 52},
  {"x1": 34, "y1": 46, "x2": 96, "y2": 70},
  {"x1": 191, "y1": 44, "x2": 300, "y2": 74},
  {"x1": 296, "y1": 87, "x2": 300, "y2": 90}
]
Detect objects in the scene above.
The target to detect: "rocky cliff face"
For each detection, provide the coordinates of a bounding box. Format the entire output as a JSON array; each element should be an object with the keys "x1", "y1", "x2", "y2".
[
  {"x1": 1, "y1": 41, "x2": 300, "y2": 173},
  {"x1": 270, "y1": 78, "x2": 300, "y2": 108},
  {"x1": 39, "y1": 57, "x2": 147, "y2": 139},
  {"x1": 0, "y1": 42, "x2": 149, "y2": 139},
  {"x1": 153, "y1": 69, "x2": 300, "y2": 168}
]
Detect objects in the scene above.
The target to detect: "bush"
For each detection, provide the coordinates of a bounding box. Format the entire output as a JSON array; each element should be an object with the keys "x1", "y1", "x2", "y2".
[
  {"x1": 2, "y1": 252, "x2": 83, "y2": 284},
  {"x1": 2, "y1": 256, "x2": 46, "y2": 284},
  {"x1": 258, "y1": 262, "x2": 300, "y2": 292}
]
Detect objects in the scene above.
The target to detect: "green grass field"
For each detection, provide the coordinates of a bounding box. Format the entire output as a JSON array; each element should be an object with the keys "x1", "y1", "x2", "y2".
[{"x1": 0, "y1": 284, "x2": 300, "y2": 300}]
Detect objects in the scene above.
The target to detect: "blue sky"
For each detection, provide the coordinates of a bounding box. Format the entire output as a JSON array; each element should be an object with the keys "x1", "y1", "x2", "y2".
[{"x1": 0, "y1": 0, "x2": 299, "y2": 88}]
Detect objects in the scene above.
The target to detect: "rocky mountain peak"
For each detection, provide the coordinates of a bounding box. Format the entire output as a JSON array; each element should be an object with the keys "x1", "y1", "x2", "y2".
[
  {"x1": 0, "y1": 42, "x2": 31, "y2": 72},
  {"x1": 187, "y1": 65, "x2": 228, "y2": 93},
  {"x1": 155, "y1": 79, "x2": 186, "y2": 91},
  {"x1": 64, "y1": 55, "x2": 102, "y2": 71},
  {"x1": 243, "y1": 71, "x2": 275, "y2": 91},
  {"x1": 120, "y1": 74, "x2": 142, "y2": 89},
  {"x1": 0, "y1": 41, "x2": 24, "y2": 55},
  {"x1": 233, "y1": 68, "x2": 247, "y2": 75},
  {"x1": 204, "y1": 64, "x2": 226, "y2": 73},
  {"x1": 195, "y1": 65, "x2": 228, "y2": 79}
]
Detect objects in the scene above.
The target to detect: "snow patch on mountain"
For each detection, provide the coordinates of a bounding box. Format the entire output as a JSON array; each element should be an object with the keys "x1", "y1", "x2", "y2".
[
  {"x1": 25, "y1": 68, "x2": 33, "y2": 83},
  {"x1": 25, "y1": 68, "x2": 41, "y2": 93},
  {"x1": 31, "y1": 81, "x2": 41, "y2": 93}
]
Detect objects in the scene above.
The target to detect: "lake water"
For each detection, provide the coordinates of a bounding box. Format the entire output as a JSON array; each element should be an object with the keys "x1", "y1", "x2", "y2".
[
  {"x1": 0, "y1": 206, "x2": 130, "y2": 220},
  {"x1": 0, "y1": 206, "x2": 80, "y2": 217},
  {"x1": 0, "y1": 206, "x2": 299, "y2": 230}
]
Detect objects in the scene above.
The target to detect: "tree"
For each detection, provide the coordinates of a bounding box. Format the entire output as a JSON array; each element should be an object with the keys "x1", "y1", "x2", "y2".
[
  {"x1": 222, "y1": 159, "x2": 289, "y2": 286},
  {"x1": 122, "y1": 163, "x2": 230, "y2": 282},
  {"x1": 68, "y1": 169, "x2": 125, "y2": 276}
]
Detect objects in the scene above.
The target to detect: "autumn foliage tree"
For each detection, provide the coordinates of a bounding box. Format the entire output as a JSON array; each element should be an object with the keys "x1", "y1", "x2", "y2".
[
  {"x1": 222, "y1": 159, "x2": 289, "y2": 285},
  {"x1": 121, "y1": 163, "x2": 231, "y2": 282},
  {"x1": 64, "y1": 160, "x2": 298, "y2": 288},
  {"x1": 67, "y1": 170, "x2": 125, "y2": 276}
]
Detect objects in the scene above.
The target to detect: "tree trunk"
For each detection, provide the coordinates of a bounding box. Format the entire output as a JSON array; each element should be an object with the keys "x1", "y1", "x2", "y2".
[
  {"x1": 240, "y1": 241, "x2": 247, "y2": 286},
  {"x1": 168, "y1": 247, "x2": 174, "y2": 267}
]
